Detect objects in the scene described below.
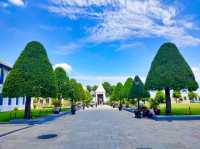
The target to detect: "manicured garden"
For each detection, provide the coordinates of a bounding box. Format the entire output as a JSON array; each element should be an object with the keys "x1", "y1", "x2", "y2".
[
  {"x1": 159, "y1": 103, "x2": 200, "y2": 115},
  {"x1": 1, "y1": 41, "x2": 200, "y2": 118},
  {"x1": 0, "y1": 107, "x2": 70, "y2": 122}
]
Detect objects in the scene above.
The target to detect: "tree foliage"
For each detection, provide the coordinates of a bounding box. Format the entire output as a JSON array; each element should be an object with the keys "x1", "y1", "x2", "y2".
[
  {"x1": 123, "y1": 77, "x2": 134, "y2": 99},
  {"x1": 102, "y1": 82, "x2": 112, "y2": 97},
  {"x1": 2, "y1": 41, "x2": 56, "y2": 119},
  {"x1": 129, "y1": 76, "x2": 149, "y2": 99},
  {"x1": 84, "y1": 90, "x2": 93, "y2": 106},
  {"x1": 129, "y1": 76, "x2": 149, "y2": 109},
  {"x1": 188, "y1": 91, "x2": 198, "y2": 101},
  {"x1": 155, "y1": 90, "x2": 165, "y2": 104},
  {"x1": 92, "y1": 85, "x2": 98, "y2": 91},
  {"x1": 68, "y1": 79, "x2": 85, "y2": 102},
  {"x1": 149, "y1": 98, "x2": 160, "y2": 109},
  {"x1": 3, "y1": 41, "x2": 57, "y2": 98},
  {"x1": 173, "y1": 90, "x2": 181, "y2": 103},
  {"x1": 173, "y1": 90, "x2": 181, "y2": 99},
  {"x1": 145, "y1": 42, "x2": 198, "y2": 91},
  {"x1": 145, "y1": 42, "x2": 198, "y2": 114},
  {"x1": 54, "y1": 67, "x2": 69, "y2": 100},
  {"x1": 86, "y1": 85, "x2": 92, "y2": 92},
  {"x1": 110, "y1": 82, "x2": 123, "y2": 101}
]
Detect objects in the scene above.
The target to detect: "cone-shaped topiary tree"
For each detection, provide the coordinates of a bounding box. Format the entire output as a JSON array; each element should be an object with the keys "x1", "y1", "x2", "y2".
[
  {"x1": 3, "y1": 41, "x2": 57, "y2": 119},
  {"x1": 123, "y1": 77, "x2": 134, "y2": 99},
  {"x1": 54, "y1": 67, "x2": 69, "y2": 100},
  {"x1": 145, "y1": 42, "x2": 198, "y2": 114},
  {"x1": 110, "y1": 82, "x2": 123, "y2": 102},
  {"x1": 110, "y1": 82, "x2": 123, "y2": 110},
  {"x1": 130, "y1": 76, "x2": 149, "y2": 110}
]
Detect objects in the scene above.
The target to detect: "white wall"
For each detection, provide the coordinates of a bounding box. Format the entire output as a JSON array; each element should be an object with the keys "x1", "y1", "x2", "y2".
[
  {"x1": 0, "y1": 97, "x2": 25, "y2": 112},
  {"x1": 0, "y1": 65, "x2": 26, "y2": 112}
]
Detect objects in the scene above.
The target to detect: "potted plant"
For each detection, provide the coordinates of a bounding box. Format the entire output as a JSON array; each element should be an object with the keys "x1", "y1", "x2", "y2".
[
  {"x1": 149, "y1": 98, "x2": 160, "y2": 115},
  {"x1": 52, "y1": 99, "x2": 62, "y2": 114}
]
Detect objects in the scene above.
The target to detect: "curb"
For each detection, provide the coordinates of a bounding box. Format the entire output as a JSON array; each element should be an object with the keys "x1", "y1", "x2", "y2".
[
  {"x1": 9, "y1": 111, "x2": 71, "y2": 125},
  {"x1": 153, "y1": 115, "x2": 200, "y2": 121}
]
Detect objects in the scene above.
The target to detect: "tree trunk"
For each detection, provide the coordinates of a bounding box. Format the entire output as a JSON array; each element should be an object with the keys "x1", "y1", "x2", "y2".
[
  {"x1": 24, "y1": 96, "x2": 31, "y2": 119},
  {"x1": 165, "y1": 88, "x2": 171, "y2": 115},
  {"x1": 119, "y1": 99, "x2": 122, "y2": 111},
  {"x1": 137, "y1": 98, "x2": 140, "y2": 110}
]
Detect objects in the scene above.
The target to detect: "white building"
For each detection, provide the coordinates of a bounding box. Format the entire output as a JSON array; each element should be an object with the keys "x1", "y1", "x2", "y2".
[
  {"x1": 150, "y1": 89, "x2": 200, "y2": 103},
  {"x1": 0, "y1": 61, "x2": 26, "y2": 112},
  {"x1": 94, "y1": 83, "x2": 108, "y2": 104}
]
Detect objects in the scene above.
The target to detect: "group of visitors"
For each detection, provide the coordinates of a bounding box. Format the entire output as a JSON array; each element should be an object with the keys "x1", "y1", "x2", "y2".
[{"x1": 134, "y1": 106, "x2": 160, "y2": 118}]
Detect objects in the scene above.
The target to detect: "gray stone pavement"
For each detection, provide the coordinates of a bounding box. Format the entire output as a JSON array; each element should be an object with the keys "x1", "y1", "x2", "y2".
[
  {"x1": 0, "y1": 105, "x2": 200, "y2": 149},
  {"x1": 0, "y1": 124, "x2": 29, "y2": 136}
]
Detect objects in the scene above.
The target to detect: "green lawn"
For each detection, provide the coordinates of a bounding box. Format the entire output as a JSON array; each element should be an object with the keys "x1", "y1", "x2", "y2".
[
  {"x1": 159, "y1": 103, "x2": 200, "y2": 115},
  {"x1": 0, "y1": 107, "x2": 70, "y2": 122}
]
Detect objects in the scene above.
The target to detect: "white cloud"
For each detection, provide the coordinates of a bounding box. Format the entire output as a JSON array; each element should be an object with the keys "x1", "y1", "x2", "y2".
[
  {"x1": 116, "y1": 42, "x2": 145, "y2": 51},
  {"x1": 54, "y1": 42, "x2": 80, "y2": 56},
  {"x1": 54, "y1": 63, "x2": 72, "y2": 73},
  {"x1": 47, "y1": 0, "x2": 200, "y2": 47},
  {"x1": 0, "y1": 2, "x2": 9, "y2": 8},
  {"x1": 8, "y1": 0, "x2": 24, "y2": 6}
]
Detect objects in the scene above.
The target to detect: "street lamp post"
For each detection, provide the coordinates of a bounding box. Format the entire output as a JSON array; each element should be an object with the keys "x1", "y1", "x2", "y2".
[
  {"x1": 119, "y1": 99, "x2": 122, "y2": 111},
  {"x1": 135, "y1": 80, "x2": 140, "y2": 111},
  {"x1": 189, "y1": 100, "x2": 191, "y2": 115}
]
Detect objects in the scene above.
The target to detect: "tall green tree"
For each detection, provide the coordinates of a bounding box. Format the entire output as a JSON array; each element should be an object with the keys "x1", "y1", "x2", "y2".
[
  {"x1": 68, "y1": 79, "x2": 76, "y2": 103},
  {"x1": 54, "y1": 67, "x2": 69, "y2": 100},
  {"x1": 78, "y1": 83, "x2": 86, "y2": 102},
  {"x1": 123, "y1": 77, "x2": 134, "y2": 99},
  {"x1": 102, "y1": 82, "x2": 112, "y2": 97},
  {"x1": 130, "y1": 76, "x2": 149, "y2": 109},
  {"x1": 68, "y1": 79, "x2": 85, "y2": 114},
  {"x1": 68, "y1": 80, "x2": 86, "y2": 102},
  {"x1": 84, "y1": 90, "x2": 93, "y2": 106},
  {"x1": 3, "y1": 41, "x2": 56, "y2": 119},
  {"x1": 110, "y1": 83, "x2": 123, "y2": 102},
  {"x1": 145, "y1": 42, "x2": 198, "y2": 114}
]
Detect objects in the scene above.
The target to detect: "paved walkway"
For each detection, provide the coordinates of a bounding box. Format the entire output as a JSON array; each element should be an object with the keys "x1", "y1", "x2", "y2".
[{"x1": 0, "y1": 105, "x2": 200, "y2": 149}]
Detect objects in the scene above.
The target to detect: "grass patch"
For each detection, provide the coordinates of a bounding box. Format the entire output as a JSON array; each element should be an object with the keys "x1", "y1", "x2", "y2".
[
  {"x1": 0, "y1": 107, "x2": 70, "y2": 122},
  {"x1": 159, "y1": 103, "x2": 200, "y2": 115}
]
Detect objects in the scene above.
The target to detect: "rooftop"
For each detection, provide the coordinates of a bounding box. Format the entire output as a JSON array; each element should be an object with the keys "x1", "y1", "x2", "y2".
[
  {"x1": 95, "y1": 83, "x2": 105, "y2": 93},
  {"x1": 0, "y1": 60, "x2": 12, "y2": 70}
]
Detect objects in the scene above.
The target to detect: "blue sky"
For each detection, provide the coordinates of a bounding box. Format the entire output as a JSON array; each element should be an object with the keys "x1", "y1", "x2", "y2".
[{"x1": 1, "y1": 0, "x2": 200, "y2": 86}]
